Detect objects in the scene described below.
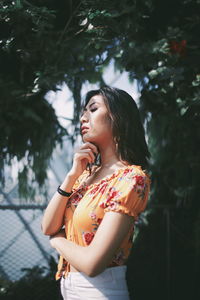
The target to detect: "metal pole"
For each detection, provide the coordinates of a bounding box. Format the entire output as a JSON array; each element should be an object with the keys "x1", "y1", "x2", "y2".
[{"x1": 165, "y1": 208, "x2": 170, "y2": 300}]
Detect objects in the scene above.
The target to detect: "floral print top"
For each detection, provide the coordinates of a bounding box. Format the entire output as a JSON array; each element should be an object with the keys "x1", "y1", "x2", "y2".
[{"x1": 55, "y1": 164, "x2": 150, "y2": 280}]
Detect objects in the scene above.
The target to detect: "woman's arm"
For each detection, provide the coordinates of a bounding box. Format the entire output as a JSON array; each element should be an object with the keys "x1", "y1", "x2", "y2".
[
  {"x1": 41, "y1": 142, "x2": 98, "y2": 236},
  {"x1": 50, "y1": 211, "x2": 133, "y2": 277},
  {"x1": 41, "y1": 173, "x2": 77, "y2": 236}
]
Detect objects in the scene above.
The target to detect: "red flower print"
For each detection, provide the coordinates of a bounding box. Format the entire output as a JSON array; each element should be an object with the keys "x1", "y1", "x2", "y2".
[
  {"x1": 169, "y1": 40, "x2": 187, "y2": 57},
  {"x1": 99, "y1": 188, "x2": 120, "y2": 209},
  {"x1": 97, "y1": 218, "x2": 102, "y2": 224},
  {"x1": 100, "y1": 200, "x2": 121, "y2": 210},
  {"x1": 123, "y1": 168, "x2": 132, "y2": 176},
  {"x1": 89, "y1": 182, "x2": 108, "y2": 195},
  {"x1": 135, "y1": 175, "x2": 145, "y2": 186},
  {"x1": 99, "y1": 182, "x2": 108, "y2": 194},
  {"x1": 132, "y1": 175, "x2": 146, "y2": 193},
  {"x1": 71, "y1": 192, "x2": 83, "y2": 206},
  {"x1": 90, "y1": 186, "x2": 100, "y2": 194},
  {"x1": 107, "y1": 200, "x2": 119, "y2": 210},
  {"x1": 82, "y1": 232, "x2": 95, "y2": 245},
  {"x1": 100, "y1": 202, "x2": 106, "y2": 209},
  {"x1": 107, "y1": 187, "x2": 119, "y2": 201}
]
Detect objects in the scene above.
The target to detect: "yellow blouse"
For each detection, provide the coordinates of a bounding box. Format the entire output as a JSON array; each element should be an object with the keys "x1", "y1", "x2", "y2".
[{"x1": 55, "y1": 164, "x2": 151, "y2": 280}]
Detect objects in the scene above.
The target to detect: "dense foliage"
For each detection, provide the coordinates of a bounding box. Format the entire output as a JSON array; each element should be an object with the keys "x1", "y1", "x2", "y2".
[
  {"x1": 0, "y1": 257, "x2": 60, "y2": 300},
  {"x1": 0, "y1": 0, "x2": 200, "y2": 299}
]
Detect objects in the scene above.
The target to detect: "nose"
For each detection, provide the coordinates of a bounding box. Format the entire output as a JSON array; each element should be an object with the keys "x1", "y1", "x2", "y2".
[{"x1": 80, "y1": 111, "x2": 89, "y2": 124}]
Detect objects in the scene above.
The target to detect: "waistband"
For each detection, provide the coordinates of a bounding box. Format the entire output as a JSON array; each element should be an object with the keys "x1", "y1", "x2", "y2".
[{"x1": 63, "y1": 265, "x2": 127, "y2": 281}]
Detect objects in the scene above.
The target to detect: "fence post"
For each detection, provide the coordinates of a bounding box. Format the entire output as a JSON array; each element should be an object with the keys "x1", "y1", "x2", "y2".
[{"x1": 164, "y1": 207, "x2": 170, "y2": 300}]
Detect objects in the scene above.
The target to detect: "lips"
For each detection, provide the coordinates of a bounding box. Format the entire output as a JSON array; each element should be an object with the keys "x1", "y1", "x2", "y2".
[{"x1": 81, "y1": 126, "x2": 89, "y2": 134}]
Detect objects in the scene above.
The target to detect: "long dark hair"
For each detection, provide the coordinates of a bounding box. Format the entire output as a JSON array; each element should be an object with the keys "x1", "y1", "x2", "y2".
[{"x1": 83, "y1": 86, "x2": 150, "y2": 170}]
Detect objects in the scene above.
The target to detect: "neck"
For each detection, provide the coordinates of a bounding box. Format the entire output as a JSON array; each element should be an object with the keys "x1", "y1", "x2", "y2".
[{"x1": 97, "y1": 141, "x2": 127, "y2": 169}]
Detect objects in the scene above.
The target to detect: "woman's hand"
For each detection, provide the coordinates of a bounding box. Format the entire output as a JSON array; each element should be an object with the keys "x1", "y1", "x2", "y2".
[{"x1": 68, "y1": 142, "x2": 99, "y2": 178}]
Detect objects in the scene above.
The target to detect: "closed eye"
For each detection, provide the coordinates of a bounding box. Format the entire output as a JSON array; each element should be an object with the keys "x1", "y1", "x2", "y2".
[{"x1": 90, "y1": 108, "x2": 97, "y2": 112}]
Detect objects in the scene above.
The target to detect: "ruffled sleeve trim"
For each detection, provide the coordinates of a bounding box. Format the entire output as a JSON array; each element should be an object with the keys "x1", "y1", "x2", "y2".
[{"x1": 104, "y1": 206, "x2": 140, "y2": 221}]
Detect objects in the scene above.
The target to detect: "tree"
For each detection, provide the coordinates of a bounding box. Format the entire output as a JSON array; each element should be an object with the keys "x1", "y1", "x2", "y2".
[{"x1": 0, "y1": 1, "x2": 200, "y2": 298}]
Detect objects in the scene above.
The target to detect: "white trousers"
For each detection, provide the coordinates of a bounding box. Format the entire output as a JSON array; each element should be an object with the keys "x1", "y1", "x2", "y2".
[{"x1": 60, "y1": 265, "x2": 130, "y2": 300}]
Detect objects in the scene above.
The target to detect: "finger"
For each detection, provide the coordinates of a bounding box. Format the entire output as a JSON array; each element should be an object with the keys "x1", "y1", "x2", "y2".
[
  {"x1": 80, "y1": 142, "x2": 99, "y2": 155},
  {"x1": 78, "y1": 149, "x2": 95, "y2": 162},
  {"x1": 83, "y1": 153, "x2": 93, "y2": 164},
  {"x1": 75, "y1": 152, "x2": 93, "y2": 164}
]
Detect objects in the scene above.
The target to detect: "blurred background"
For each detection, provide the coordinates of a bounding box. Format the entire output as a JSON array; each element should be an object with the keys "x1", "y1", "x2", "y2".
[{"x1": 0, "y1": 1, "x2": 199, "y2": 299}]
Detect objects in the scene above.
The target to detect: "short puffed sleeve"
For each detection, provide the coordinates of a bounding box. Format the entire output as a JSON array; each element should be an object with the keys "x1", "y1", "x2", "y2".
[{"x1": 99, "y1": 167, "x2": 150, "y2": 221}]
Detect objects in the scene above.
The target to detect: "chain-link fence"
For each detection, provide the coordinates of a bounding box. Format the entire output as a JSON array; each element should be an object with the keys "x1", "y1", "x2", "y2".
[
  {"x1": 0, "y1": 136, "x2": 75, "y2": 299},
  {"x1": 0, "y1": 204, "x2": 63, "y2": 300}
]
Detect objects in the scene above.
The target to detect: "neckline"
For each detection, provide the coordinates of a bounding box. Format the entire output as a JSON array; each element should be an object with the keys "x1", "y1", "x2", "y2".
[{"x1": 82, "y1": 164, "x2": 142, "y2": 189}]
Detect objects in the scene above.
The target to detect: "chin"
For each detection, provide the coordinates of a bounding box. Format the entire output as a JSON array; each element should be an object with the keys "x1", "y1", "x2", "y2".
[
  {"x1": 83, "y1": 135, "x2": 96, "y2": 144},
  {"x1": 82, "y1": 134, "x2": 91, "y2": 142}
]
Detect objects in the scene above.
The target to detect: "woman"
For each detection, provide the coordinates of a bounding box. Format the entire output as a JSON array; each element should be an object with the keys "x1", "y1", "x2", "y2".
[{"x1": 42, "y1": 86, "x2": 151, "y2": 300}]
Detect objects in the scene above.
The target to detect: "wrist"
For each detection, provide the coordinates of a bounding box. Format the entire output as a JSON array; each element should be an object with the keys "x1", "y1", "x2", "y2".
[
  {"x1": 59, "y1": 172, "x2": 78, "y2": 193},
  {"x1": 57, "y1": 185, "x2": 72, "y2": 197},
  {"x1": 67, "y1": 171, "x2": 79, "y2": 181}
]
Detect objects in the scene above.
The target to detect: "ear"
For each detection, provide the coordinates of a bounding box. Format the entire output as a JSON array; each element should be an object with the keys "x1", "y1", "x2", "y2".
[{"x1": 108, "y1": 112, "x2": 114, "y2": 122}]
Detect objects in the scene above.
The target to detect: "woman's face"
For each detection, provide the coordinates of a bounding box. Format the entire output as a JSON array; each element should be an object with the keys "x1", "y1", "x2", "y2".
[{"x1": 80, "y1": 95, "x2": 113, "y2": 146}]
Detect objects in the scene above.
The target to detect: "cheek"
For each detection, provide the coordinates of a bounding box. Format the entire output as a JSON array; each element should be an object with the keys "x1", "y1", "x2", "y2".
[
  {"x1": 89, "y1": 111, "x2": 113, "y2": 138},
  {"x1": 96, "y1": 113, "x2": 111, "y2": 128},
  {"x1": 96, "y1": 115, "x2": 113, "y2": 138},
  {"x1": 103, "y1": 114, "x2": 112, "y2": 131}
]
